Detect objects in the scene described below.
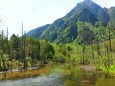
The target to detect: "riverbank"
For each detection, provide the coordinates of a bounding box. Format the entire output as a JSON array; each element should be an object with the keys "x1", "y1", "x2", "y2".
[
  {"x1": 100, "y1": 65, "x2": 115, "y2": 74},
  {"x1": 0, "y1": 64, "x2": 65, "y2": 86},
  {"x1": 0, "y1": 64, "x2": 115, "y2": 86},
  {"x1": 0, "y1": 64, "x2": 53, "y2": 80},
  {"x1": 0, "y1": 63, "x2": 115, "y2": 81}
]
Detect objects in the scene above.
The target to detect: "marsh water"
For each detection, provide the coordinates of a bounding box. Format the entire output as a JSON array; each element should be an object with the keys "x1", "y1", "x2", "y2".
[{"x1": 0, "y1": 64, "x2": 115, "y2": 86}]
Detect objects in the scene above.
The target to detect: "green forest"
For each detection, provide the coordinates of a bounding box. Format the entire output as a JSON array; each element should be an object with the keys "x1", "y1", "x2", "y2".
[
  {"x1": 0, "y1": 0, "x2": 115, "y2": 86},
  {"x1": 0, "y1": 21, "x2": 115, "y2": 74}
]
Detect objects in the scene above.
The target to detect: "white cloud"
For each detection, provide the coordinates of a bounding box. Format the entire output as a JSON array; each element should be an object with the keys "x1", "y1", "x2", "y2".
[{"x1": 0, "y1": 0, "x2": 115, "y2": 36}]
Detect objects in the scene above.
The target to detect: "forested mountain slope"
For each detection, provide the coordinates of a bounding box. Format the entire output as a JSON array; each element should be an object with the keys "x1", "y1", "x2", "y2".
[{"x1": 27, "y1": 0, "x2": 115, "y2": 44}]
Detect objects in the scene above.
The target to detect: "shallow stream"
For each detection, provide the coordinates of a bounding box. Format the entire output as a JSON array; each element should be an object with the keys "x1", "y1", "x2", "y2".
[{"x1": 0, "y1": 64, "x2": 115, "y2": 86}]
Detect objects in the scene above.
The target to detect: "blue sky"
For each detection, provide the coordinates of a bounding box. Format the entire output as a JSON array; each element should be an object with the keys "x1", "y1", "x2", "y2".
[{"x1": 0, "y1": 0, "x2": 115, "y2": 36}]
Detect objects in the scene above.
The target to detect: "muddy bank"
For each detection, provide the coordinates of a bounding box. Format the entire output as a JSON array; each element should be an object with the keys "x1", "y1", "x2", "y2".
[
  {"x1": 0, "y1": 65, "x2": 52, "y2": 80},
  {"x1": 80, "y1": 65, "x2": 96, "y2": 71},
  {"x1": 0, "y1": 64, "x2": 65, "y2": 86},
  {"x1": 0, "y1": 64, "x2": 115, "y2": 86}
]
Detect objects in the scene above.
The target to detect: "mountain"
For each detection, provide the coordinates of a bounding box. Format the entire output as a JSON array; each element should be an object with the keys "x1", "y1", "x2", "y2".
[
  {"x1": 27, "y1": 0, "x2": 112, "y2": 44},
  {"x1": 65, "y1": 0, "x2": 109, "y2": 25},
  {"x1": 26, "y1": 24, "x2": 50, "y2": 38},
  {"x1": 109, "y1": 7, "x2": 115, "y2": 22}
]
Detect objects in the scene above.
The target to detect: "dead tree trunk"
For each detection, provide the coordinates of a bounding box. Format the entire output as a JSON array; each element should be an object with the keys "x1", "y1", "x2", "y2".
[{"x1": 82, "y1": 44, "x2": 85, "y2": 64}]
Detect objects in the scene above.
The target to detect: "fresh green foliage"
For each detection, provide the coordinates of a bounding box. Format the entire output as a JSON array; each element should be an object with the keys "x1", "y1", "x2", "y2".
[
  {"x1": 26, "y1": 0, "x2": 113, "y2": 44},
  {"x1": 0, "y1": 0, "x2": 115, "y2": 73}
]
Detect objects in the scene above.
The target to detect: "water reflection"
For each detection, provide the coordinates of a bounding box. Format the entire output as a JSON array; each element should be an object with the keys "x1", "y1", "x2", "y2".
[
  {"x1": 64, "y1": 64, "x2": 115, "y2": 86},
  {"x1": 0, "y1": 64, "x2": 115, "y2": 86}
]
